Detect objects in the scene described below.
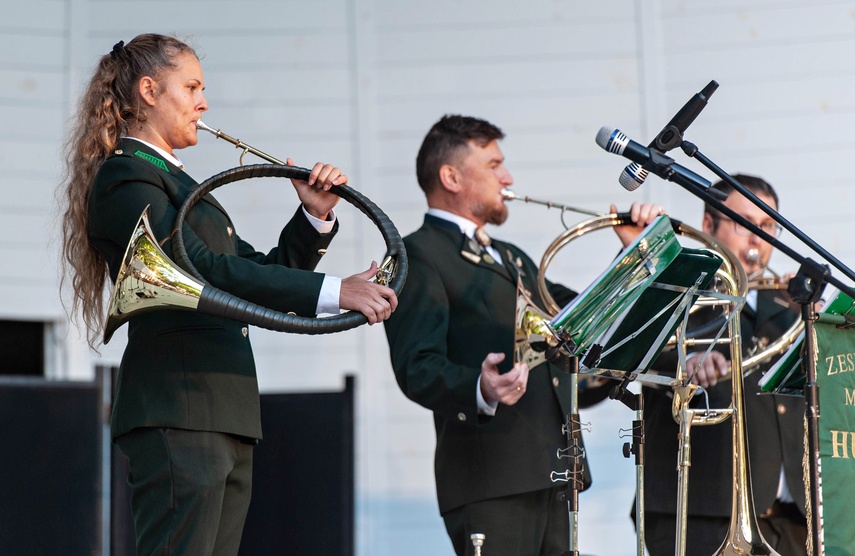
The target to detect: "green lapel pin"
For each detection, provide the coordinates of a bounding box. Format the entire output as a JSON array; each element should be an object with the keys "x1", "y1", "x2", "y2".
[{"x1": 134, "y1": 150, "x2": 170, "y2": 173}]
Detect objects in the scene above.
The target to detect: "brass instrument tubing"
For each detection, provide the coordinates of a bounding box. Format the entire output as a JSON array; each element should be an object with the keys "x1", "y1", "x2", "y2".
[
  {"x1": 196, "y1": 120, "x2": 396, "y2": 287},
  {"x1": 196, "y1": 120, "x2": 286, "y2": 166},
  {"x1": 501, "y1": 189, "x2": 604, "y2": 218}
]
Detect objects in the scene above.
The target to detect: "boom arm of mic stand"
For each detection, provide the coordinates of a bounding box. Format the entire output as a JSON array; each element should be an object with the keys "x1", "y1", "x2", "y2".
[
  {"x1": 680, "y1": 140, "x2": 855, "y2": 300},
  {"x1": 643, "y1": 149, "x2": 728, "y2": 202}
]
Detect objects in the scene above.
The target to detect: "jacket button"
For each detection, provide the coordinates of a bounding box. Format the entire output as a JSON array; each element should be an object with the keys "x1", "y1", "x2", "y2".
[
  {"x1": 457, "y1": 412, "x2": 467, "y2": 422},
  {"x1": 318, "y1": 248, "x2": 327, "y2": 255},
  {"x1": 227, "y1": 226, "x2": 234, "y2": 237},
  {"x1": 241, "y1": 327, "x2": 249, "y2": 337},
  {"x1": 777, "y1": 403, "x2": 786, "y2": 415},
  {"x1": 553, "y1": 377, "x2": 560, "y2": 387}
]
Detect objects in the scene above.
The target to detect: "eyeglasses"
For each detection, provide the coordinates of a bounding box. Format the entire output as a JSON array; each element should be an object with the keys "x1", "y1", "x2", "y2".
[{"x1": 714, "y1": 215, "x2": 782, "y2": 238}]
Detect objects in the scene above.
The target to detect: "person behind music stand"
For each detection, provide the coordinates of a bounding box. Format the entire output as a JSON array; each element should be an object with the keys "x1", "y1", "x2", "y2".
[{"x1": 639, "y1": 174, "x2": 806, "y2": 555}]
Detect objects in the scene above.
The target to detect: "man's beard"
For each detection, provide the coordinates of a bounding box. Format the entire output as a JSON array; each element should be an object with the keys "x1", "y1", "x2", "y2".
[{"x1": 473, "y1": 201, "x2": 508, "y2": 226}]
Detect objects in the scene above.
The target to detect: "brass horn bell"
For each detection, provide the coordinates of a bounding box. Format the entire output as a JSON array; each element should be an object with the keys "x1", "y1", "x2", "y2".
[
  {"x1": 514, "y1": 280, "x2": 566, "y2": 371},
  {"x1": 103, "y1": 206, "x2": 204, "y2": 344}
]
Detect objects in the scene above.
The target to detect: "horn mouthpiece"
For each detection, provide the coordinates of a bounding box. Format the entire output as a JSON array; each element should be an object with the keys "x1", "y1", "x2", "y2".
[{"x1": 196, "y1": 120, "x2": 216, "y2": 134}]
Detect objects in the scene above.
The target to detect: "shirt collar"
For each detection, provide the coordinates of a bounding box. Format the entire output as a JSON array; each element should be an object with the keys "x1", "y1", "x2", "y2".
[
  {"x1": 427, "y1": 208, "x2": 479, "y2": 238},
  {"x1": 746, "y1": 289, "x2": 757, "y2": 311}
]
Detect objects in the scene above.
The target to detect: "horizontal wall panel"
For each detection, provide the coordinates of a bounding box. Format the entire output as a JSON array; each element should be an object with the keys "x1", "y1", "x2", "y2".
[
  {"x1": 0, "y1": 244, "x2": 55, "y2": 273},
  {"x1": 87, "y1": 0, "x2": 348, "y2": 34},
  {"x1": 664, "y1": 39, "x2": 855, "y2": 87},
  {"x1": 0, "y1": 34, "x2": 65, "y2": 69},
  {"x1": 201, "y1": 67, "x2": 352, "y2": 103},
  {"x1": 201, "y1": 102, "x2": 353, "y2": 143},
  {"x1": 662, "y1": 3, "x2": 855, "y2": 47},
  {"x1": 0, "y1": 212, "x2": 54, "y2": 246},
  {"x1": 0, "y1": 282, "x2": 62, "y2": 320},
  {"x1": 4, "y1": 2, "x2": 67, "y2": 32},
  {"x1": 376, "y1": 0, "x2": 635, "y2": 27},
  {"x1": 0, "y1": 137, "x2": 64, "y2": 183},
  {"x1": 0, "y1": 69, "x2": 64, "y2": 104},
  {"x1": 375, "y1": 93, "x2": 642, "y2": 136},
  {"x1": 664, "y1": 75, "x2": 855, "y2": 125},
  {"x1": 0, "y1": 105, "x2": 65, "y2": 141},
  {"x1": 378, "y1": 21, "x2": 636, "y2": 65},
  {"x1": 376, "y1": 57, "x2": 639, "y2": 100},
  {"x1": 0, "y1": 178, "x2": 57, "y2": 210},
  {"x1": 197, "y1": 33, "x2": 351, "y2": 70}
]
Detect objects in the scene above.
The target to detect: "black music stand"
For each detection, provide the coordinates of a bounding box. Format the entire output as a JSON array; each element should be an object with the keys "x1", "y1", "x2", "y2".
[
  {"x1": 583, "y1": 247, "x2": 723, "y2": 556},
  {"x1": 541, "y1": 232, "x2": 723, "y2": 556}
]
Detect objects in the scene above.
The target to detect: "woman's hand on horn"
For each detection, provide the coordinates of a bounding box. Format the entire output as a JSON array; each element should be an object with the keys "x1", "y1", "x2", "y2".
[
  {"x1": 339, "y1": 261, "x2": 398, "y2": 324},
  {"x1": 288, "y1": 158, "x2": 347, "y2": 221}
]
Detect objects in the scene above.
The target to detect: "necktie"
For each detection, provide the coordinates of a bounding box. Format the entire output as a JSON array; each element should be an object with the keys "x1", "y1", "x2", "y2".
[
  {"x1": 474, "y1": 227, "x2": 491, "y2": 249},
  {"x1": 474, "y1": 227, "x2": 500, "y2": 265}
]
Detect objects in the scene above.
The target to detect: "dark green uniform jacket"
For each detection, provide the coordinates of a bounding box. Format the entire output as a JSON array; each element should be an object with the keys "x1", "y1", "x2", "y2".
[
  {"x1": 88, "y1": 138, "x2": 337, "y2": 441},
  {"x1": 385, "y1": 215, "x2": 594, "y2": 515}
]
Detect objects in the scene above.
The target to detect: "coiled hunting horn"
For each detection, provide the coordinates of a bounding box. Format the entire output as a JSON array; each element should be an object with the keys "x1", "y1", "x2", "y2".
[{"x1": 103, "y1": 121, "x2": 407, "y2": 342}]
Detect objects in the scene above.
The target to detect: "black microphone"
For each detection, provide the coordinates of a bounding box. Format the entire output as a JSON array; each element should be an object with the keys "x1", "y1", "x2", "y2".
[
  {"x1": 596, "y1": 126, "x2": 716, "y2": 196},
  {"x1": 620, "y1": 80, "x2": 718, "y2": 191}
]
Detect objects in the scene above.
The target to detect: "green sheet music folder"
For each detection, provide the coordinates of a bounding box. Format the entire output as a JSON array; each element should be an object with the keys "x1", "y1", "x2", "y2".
[
  {"x1": 759, "y1": 289, "x2": 855, "y2": 394},
  {"x1": 550, "y1": 215, "x2": 683, "y2": 357},
  {"x1": 592, "y1": 247, "x2": 723, "y2": 375}
]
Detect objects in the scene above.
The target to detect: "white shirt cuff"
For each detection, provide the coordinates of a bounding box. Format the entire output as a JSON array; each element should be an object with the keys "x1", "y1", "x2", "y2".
[
  {"x1": 302, "y1": 206, "x2": 336, "y2": 233},
  {"x1": 476, "y1": 373, "x2": 498, "y2": 416},
  {"x1": 316, "y1": 275, "x2": 342, "y2": 315}
]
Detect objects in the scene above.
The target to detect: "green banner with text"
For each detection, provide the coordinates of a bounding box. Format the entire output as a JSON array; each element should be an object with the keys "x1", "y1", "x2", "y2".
[{"x1": 815, "y1": 321, "x2": 855, "y2": 555}]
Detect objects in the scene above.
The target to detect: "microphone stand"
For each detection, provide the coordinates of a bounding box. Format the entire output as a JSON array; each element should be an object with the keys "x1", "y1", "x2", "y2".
[{"x1": 663, "y1": 141, "x2": 855, "y2": 556}]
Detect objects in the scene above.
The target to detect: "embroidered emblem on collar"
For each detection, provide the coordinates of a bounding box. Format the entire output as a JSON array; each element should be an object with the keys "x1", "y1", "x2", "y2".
[{"x1": 133, "y1": 150, "x2": 170, "y2": 173}]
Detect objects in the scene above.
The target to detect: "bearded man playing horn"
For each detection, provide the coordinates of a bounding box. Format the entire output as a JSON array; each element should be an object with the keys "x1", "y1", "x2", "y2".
[
  {"x1": 384, "y1": 114, "x2": 664, "y2": 556},
  {"x1": 640, "y1": 175, "x2": 807, "y2": 556}
]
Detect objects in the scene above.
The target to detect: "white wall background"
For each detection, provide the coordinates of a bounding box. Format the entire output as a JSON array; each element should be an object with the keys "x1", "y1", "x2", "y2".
[{"x1": 4, "y1": 1, "x2": 855, "y2": 554}]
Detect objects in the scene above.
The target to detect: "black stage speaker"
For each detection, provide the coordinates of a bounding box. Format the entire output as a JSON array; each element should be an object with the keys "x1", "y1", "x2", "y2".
[
  {"x1": 0, "y1": 320, "x2": 44, "y2": 376},
  {"x1": 0, "y1": 377, "x2": 101, "y2": 554},
  {"x1": 239, "y1": 376, "x2": 355, "y2": 556},
  {"x1": 102, "y1": 365, "x2": 136, "y2": 556},
  {"x1": 0, "y1": 371, "x2": 355, "y2": 554}
]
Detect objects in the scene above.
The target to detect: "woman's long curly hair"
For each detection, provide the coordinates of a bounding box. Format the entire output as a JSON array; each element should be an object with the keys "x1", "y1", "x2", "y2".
[{"x1": 59, "y1": 34, "x2": 197, "y2": 348}]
